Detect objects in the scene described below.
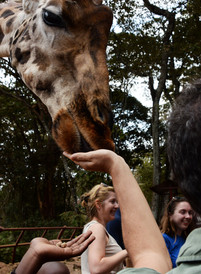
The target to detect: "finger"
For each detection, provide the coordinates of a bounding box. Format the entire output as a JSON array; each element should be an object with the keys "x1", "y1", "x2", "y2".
[
  {"x1": 71, "y1": 235, "x2": 95, "y2": 255},
  {"x1": 63, "y1": 152, "x2": 91, "y2": 166},
  {"x1": 63, "y1": 152, "x2": 72, "y2": 159},
  {"x1": 72, "y1": 234, "x2": 95, "y2": 251},
  {"x1": 66, "y1": 234, "x2": 84, "y2": 247},
  {"x1": 67, "y1": 231, "x2": 93, "y2": 247},
  {"x1": 75, "y1": 230, "x2": 93, "y2": 244},
  {"x1": 80, "y1": 234, "x2": 95, "y2": 249},
  {"x1": 70, "y1": 152, "x2": 93, "y2": 162},
  {"x1": 63, "y1": 151, "x2": 90, "y2": 161}
]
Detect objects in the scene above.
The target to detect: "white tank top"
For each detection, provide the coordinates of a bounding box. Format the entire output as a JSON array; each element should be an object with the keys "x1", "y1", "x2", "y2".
[{"x1": 81, "y1": 220, "x2": 123, "y2": 274}]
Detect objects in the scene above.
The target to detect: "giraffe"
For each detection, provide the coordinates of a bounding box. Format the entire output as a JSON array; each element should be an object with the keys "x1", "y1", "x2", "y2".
[{"x1": 0, "y1": 0, "x2": 115, "y2": 153}]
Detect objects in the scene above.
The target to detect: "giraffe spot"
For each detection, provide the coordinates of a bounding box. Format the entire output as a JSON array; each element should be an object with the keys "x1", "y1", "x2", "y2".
[
  {"x1": 15, "y1": 47, "x2": 30, "y2": 64},
  {"x1": 0, "y1": 26, "x2": 4, "y2": 44},
  {"x1": 90, "y1": 50, "x2": 97, "y2": 66},
  {"x1": 90, "y1": 27, "x2": 101, "y2": 48},
  {"x1": 9, "y1": 37, "x2": 13, "y2": 47},
  {"x1": 32, "y1": 23, "x2": 36, "y2": 33},
  {"x1": 16, "y1": 6, "x2": 23, "y2": 11},
  {"x1": 33, "y1": 47, "x2": 50, "y2": 71},
  {"x1": 55, "y1": 52, "x2": 77, "y2": 80},
  {"x1": 6, "y1": 17, "x2": 15, "y2": 28},
  {"x1": 36, "y1": 80, "x2": 54, "y2": 95},
  {"x1": 1, "y1": 9, "x2": 15, "y2": 19}
]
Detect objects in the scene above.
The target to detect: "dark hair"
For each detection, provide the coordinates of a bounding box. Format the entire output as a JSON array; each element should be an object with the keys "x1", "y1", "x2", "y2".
[
  {"x1": 167, "y1": 80, "x2": 201, "y2": 214},
  {"x1": 160, "y1": 197, "x2": 195, "y2": 238}
]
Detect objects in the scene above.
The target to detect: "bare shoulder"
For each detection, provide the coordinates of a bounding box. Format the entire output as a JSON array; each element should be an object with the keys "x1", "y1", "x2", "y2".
[{"x1": 88, "y1": 222, "x2": 106, "y2": 238}]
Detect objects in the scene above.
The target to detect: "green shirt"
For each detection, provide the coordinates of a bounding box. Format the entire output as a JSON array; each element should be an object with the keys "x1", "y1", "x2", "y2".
[{"x1": 118, "y1": 228, "x2": 201, "y2": 274}]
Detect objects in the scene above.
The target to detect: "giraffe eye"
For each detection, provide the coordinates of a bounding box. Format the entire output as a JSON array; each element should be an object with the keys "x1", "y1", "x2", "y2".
[{"x1": 42, "y1": 9, "x2": 65, "y2": 28}]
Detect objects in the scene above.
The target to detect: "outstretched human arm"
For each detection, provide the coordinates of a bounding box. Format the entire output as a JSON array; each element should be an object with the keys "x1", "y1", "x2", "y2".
[
  {"x1": 64, "y1": 150, "x2": 172, "y2": 274},
  {"x1": 15, "y1": 230, "x2": 95, "y2": 274}
]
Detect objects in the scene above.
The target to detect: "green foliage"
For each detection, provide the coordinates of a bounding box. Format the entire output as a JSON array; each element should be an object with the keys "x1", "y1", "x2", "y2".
[
  {"x1": 134, "y1": 155, "x2": 154, "y2": 205},
  {"x1": 60, "y1": 211, "x2": 87, "y2": 228},
  {"x1": 111, "y1": 88, "x2": 152, "y2": 166},
  {"x1": 0, "y1": 231, "x2": 16, "y2": 263},
  {"x1": 108, "y1": 32, "x2": 161, "y2": 80}
]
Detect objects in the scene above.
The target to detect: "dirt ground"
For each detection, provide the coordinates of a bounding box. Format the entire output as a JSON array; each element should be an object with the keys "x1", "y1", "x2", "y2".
[{"x1": 0, "y1": 256, "x2": 81, "y2": 274}]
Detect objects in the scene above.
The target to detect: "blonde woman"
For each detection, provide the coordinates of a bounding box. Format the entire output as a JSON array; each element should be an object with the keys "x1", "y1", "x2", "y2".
[{"x1": 81, "y1": 183, "x2": 128, "y2": 274}]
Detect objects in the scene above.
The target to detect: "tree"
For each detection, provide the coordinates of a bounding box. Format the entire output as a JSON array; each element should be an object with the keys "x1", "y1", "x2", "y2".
[
  {"x1": 106, "y1": 0, "x2": 201, "y2": 219},
  {"x1": 0, "y1": 58, "x2": 64, "y2": 222}
]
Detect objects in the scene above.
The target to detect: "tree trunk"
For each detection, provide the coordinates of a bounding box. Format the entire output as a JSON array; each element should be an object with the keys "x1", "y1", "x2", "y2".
[
  {"x1": 143, "y1": 0, "x2": 175, "y2": 221},
  {"x1": 62, "y1": 157, "x2": 79, "y2": 213},
  {"x1": 151, "y1": 93, "x2": 160, "y2": 219},
  {"x1": 36, "y1": 138, "x2": 61, "y2": 219}
]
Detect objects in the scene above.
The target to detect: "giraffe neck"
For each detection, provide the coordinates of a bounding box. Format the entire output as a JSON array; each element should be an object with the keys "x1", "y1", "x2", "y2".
[{"x1": 0, "y1": 2, "x2": 25, "y2": 57}]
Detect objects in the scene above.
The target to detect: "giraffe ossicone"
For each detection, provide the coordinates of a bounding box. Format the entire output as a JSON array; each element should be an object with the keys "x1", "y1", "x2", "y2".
[{"x1": 0, "y1": 0, "x2": 115, "y2": 153}]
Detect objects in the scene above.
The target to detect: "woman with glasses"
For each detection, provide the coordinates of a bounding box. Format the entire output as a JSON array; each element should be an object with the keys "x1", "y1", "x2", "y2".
[
  {"x1": 160, "y1": 197, "x2": 196, "y2": 268},
  {"x1": 81, "y1": 183, "x2": 128, "y2": 274}
]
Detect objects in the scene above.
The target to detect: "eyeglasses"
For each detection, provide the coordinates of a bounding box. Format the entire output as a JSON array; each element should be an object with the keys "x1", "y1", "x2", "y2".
[
  {"x1": 168, "y1": 196, "x2": 187, "y2": 212},
  {"x1": 96, "y1": 182, "x2": 109, "y2": 196},
  {"x1": 100, "y1": 182, "x2": 108, "y2": 187},
  {"x1": 171, "y1": 196, "x2": 184, "y2": 201}
]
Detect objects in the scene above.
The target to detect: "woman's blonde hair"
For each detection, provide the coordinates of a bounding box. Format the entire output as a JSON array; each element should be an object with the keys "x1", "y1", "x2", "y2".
[{"x1": 81, "y1": 183, "x2": 114, "y2": 220}]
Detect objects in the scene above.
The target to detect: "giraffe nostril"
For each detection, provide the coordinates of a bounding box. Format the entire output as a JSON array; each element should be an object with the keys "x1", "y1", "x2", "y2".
[
  {"x1": 98, "y1": 107, "x2": 104, "y2": 122},
  {"x1": 108, "y1": 111, "x2": 114, "y2": 130},
  {"x1": 97, "y1": 106, "x2": 114, "y2": 130}
]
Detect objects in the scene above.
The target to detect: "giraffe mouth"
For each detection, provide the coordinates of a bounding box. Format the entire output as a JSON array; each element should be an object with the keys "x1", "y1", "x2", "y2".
[{"x1": 51, "y1": 109, "x2": 114, "y2": 153}]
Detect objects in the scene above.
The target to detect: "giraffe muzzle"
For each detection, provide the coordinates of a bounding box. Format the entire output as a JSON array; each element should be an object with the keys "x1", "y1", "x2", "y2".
[{"x1": 52, "y1": 108, "x2": 115, "y2": 153}]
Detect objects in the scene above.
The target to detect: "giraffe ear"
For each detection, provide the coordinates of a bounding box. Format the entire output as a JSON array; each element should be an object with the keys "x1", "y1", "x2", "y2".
[
  {"x1": 23, "y1": 0, "x2": 39, "y2": 14},
  {"x1": 92, "y1": 0, "x2": 102, "y2": 5}
]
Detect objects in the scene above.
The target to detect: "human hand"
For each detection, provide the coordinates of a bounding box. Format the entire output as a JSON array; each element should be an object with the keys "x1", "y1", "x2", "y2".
[
  {"x1": 63, "y1": 149, "x2": 122, "y2": 174},
  {"x1": 30, "y1": 230, "x2": 95, "y2": 262}
]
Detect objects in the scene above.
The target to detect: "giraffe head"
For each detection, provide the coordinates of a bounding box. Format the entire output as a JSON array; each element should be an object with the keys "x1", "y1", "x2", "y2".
[{"x1": 2, "y1": 0, "x2": 114, "y2": 153}]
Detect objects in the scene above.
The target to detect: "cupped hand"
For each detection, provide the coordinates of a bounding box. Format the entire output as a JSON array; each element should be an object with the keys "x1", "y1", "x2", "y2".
[
  {"x1": 63, "y1": 149, "x2": 120, "y2": 174},
  {"x1": 30, "y1": 230, "x2": 95, "y2": 262}
]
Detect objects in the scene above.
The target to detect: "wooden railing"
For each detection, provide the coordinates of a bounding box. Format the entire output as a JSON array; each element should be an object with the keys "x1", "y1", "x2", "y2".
[{"x1": 0, "y1": 226, "x2": 82, "y2": 263}]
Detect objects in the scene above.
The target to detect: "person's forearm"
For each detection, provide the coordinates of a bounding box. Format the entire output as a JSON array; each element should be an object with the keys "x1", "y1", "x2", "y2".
[
  {"x1": 110, "y1": 155, "x2": 171, "y2": 273},
  {"x1": 89, "y1": 249, "x2": 127, "y2": 274},
  {"x1": 15, "y1": 247, "x2": 43, "y2": 274}
]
